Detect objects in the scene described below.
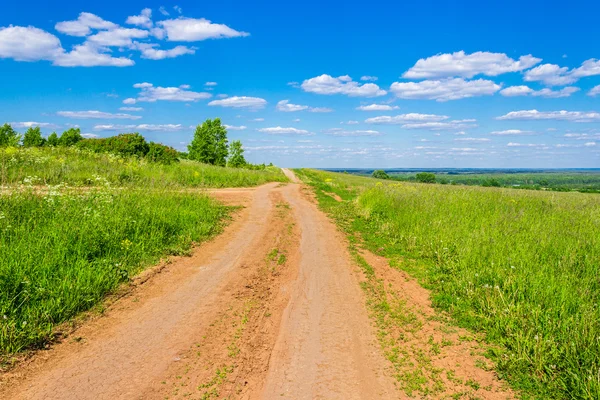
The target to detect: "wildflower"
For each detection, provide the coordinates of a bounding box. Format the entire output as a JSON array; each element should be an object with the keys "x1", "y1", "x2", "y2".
[{"x1": 2, "y1": 315, "x2": 7, "y2": 320}]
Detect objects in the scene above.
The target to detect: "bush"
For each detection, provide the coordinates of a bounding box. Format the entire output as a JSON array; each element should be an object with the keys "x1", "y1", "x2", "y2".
[
  {"x1": 59, "y1": 128, "x2": 83, "y2": 147},
  {"x1": 416, "y1": 172, "x2": 436, "y2": 183},
  {"x1": 22, "y1": 127, "x2": 45, "y2": 147},
  {"x1": 47, "y1": 132, "x2": 59, "y2": 146},
  {"x1": 147, "y1": 142, "x2": 179, "y2": 164},
  {"x1": 0, "y1": 124, "x2": 21, "y2": 147},
  {"x1": 372, "y1": 170, "x2": 390, "y2": 179}
]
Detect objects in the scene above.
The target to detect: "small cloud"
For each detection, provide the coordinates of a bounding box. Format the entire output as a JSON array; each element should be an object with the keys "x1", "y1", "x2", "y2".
[
  {"x1": 159, "y1": 6, "x2": 170, "y2": 16},
  {"x1": 360, "y1": 76, "x2": 378, "y2": 81},
  {"x1": 205, "y1": 81, "x2": 217, "y2": 86},
  {"x1": 173, "y1": 5, "x2": 182, "y2": 13}
]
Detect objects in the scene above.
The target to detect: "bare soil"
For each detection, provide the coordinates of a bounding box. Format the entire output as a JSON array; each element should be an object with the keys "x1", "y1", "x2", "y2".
[{"x1": 0, "y1": 170, "x2": 515, "y2": 399}]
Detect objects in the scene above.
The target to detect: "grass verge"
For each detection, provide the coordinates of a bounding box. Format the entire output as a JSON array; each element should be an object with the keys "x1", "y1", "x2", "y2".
[{"x1": 295, "y1": 168, "x2": 600, "y2": 399}]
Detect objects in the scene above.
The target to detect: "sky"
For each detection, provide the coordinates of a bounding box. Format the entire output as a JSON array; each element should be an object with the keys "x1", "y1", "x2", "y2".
[{"x1": 1, "y1": 0, "x2": 599, "y2": 168}]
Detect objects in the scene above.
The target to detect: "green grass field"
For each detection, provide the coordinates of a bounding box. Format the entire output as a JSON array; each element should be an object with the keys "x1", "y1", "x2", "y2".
[
  {"x1": 296, "y1": 168, "x2": 600, "y2": 399},
  {"x1": 1, "y1": 146, "x2": 288, "y2": 188},
  {"x1": 0, "y1": 147, "x2": 287, "y2": 359}
]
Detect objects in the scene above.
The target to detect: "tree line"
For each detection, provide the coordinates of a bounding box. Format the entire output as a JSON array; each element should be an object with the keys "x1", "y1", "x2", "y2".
[{"x1": 0, "y1": 118, "x2": 263, "y2": 169}]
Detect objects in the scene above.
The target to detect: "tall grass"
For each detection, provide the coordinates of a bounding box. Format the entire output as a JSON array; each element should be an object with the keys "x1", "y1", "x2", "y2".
[
  {"x1": 297, "y1": 169, "x2": 600, "y2": 399},
  {"x1": 0, "y1": 184, "x2": 228, "y2": 356},
  {"x1": 0, "y1": 146, "x2": 287, "y2": 188}
]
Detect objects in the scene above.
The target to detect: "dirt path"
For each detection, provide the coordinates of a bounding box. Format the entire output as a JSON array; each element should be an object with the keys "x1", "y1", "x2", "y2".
[{"x1": 1, "y1": 170, "x2": 514, "y2": 399}]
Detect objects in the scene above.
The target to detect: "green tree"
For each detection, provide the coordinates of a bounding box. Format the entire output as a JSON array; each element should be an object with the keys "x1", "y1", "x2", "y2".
[
  {"x1": 372, "y1": 170, "x2": 390, "y2": 179},
  {"x1": 47, "y1": 132, "x2": 59, "y2": 146},
  {"x1": 228, "y1": 140, "x2": 246, "y2": 168},
  {"x1": 22, "y1": 127, "x2": 45, "y2": 147},
  {"x1": 416, "y1": 172, "x2": 436, "y2": 183},
  {"x1": 188, "y1": 118, "x2": 229, "y2": 165},
  {"x1": 59, "y1": 128, "x2": 83, "y2": 146},
  {"x1": 0, "y1": 123, "x2": 21, "y2": 147}
]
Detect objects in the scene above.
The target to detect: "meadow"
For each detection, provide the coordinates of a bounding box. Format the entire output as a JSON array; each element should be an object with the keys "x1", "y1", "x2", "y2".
[
  {"x1": 0, "y1": 146, "x2": 287, "y2": 189},
  {"x1": 296, "y1": 169, "x2": 600, "y2": 399},
  {"x1": 0, "y1": 146, "x2": 287, "y2": 359}
]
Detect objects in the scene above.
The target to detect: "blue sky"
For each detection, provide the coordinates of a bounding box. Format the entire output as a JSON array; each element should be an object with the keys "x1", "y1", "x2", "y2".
[{"x1": 1, "y1": 1, "x2": 599, "y2": 168}]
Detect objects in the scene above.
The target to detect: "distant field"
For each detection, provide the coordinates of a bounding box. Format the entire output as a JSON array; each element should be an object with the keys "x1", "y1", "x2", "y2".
[
  {"x1": 0, "y1": 147, "x2": 287, "y2": 358},
  {"x1": 296, "y1": 168, "x2": 600, "y2": 399},
  {"x1": 329, "y1": 168, "x2": 600, "y2": 193},
  {"x1": 1, "y1": 146, "x2": 288, "y2": 189}
]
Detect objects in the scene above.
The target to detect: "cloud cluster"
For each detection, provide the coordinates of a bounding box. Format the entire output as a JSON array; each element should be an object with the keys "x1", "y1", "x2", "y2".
[
  {"x1": 390, "y1": 78, "x2": 501, "y2": 101},
  {"x1": 94, "y1": 123, "x2": 184, "y2": 131},
  {"x1": 0, "y1": 9, "x2": 248, "y2": 67},
  {"x1": 276, "y1": 100, "x2": 332, "y2": 113},
  {"x1": 323, "y1": 128, "x2": 382, "y2": 136},
  {"x1": 500, "y1": 85, "x2": 580, "y2": 98},
  {"x1": 209, "y1": 96, "x2": 267, "y2": 109},
  {"x1": 497, "y1": 110, "x2": 600, "y2": 122},
  {"x1": 365, "y1": 113, "x2": 449, "y2": 124},
  {"x1": 301, "y1": 75, "x2": 386, "y2": 97},
  {"x1": 57, "y1": 110, "x2": 142, "y2": 119},
  {"x1": 258, "y1": 126, "x2": 313, "y2": 135},
  {"x1": 403, "y1": 51, "x2": 541, "y2": 79},
  {"x1": 356, "y1": 104, "x2": 399, "y2": 111},
  {"x1": 524, "y1": 59, "x2": 600, "y2": 86},
  {"x1": 129, "y1": 82, "x2": 211, "y2": 102}
]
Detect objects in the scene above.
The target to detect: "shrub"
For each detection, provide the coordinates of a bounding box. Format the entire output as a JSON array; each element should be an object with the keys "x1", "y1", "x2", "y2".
[
  {"x1": 372, "y1": 170, "x2": 390, "y2": 179},
  {"x1": 47, "y1": 132, "x2": 59, "y2": 146},
  {"x1": 22, "y1": 127, "x2": 45, "y2": 147},
  {"x1": 0, "y1": 124, "x2": 21, "y2": 147},
  {"x1": 416, "y1": 172, "x2": 436, "y2": 183},
  {"x1": 228, "y1": 140, "x2": 246, "y2": 168},
  {"x1": 59, "y1": 128, "x2": 83, "y2": 147},
  {"x1": 147, "y1": 142, "x2": 179, "y2": 164}
]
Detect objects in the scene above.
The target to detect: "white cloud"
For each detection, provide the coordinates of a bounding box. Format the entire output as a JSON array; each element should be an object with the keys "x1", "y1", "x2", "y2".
[
  {"x1": 81, "y1": 133, "x2": 98, "y2": 138},
  {"x1": 119, "y1": 106, "x2": 143, "y2": 111},
  {"x1": 57, "y1": 110, "x2": 142, "y2": 119},
  {"x1": 490, "y1": 129, "x2": 535, "y2": 136},
  {"x1": 390, "y1": 78, "x2": 501, "y2": 101},
  {"x1": 258, "y1": 126, "x2": 313, "y2": 135},
  {"x1": 301, "y1": 74, "x2": 386, "y2": 97},
  {"x1": 365, "y1": 113, "x2": 449, "y2": 124},
  {"x1": 403, "y1": 51, "x2": 541, "y2": 79},
  {"x1": 497, "y1": 110, "x2": 600, "y2": 122},
  {"x1": 224, "y1": 124, "x2": 247, "y2": 130},
  {"x1": 588, "y1": 85, "x2": 600, "y2": 97},
  {"x1": 252, "y1": 118, "x2": 265, "y2": 122},
  {"x1": 205, "y1": 81, "x2": 217, "y2": 86},
  {"x1": 126, "y1": 8, "x2": 153, "y2": 29},
  {"x1": 276, "y1": 100, "x2": 308, "y2": 112},
  {"x1": 133, "y1": 82, "x2": 211, "y2": 102},
  {"x1": 208, "y1": 96, "x2": 267, "y2": 109},
  {"x1": 123, "y1": 98, "x2": 137, "y2": 104},
  {"x1": 159, "y1": 6, "x2": 170, "y2": 16},
  {"x1": 585, "y1": 142, "x2": 597, "y2": 147},
  {"x1": 87, "y1": 28, "x2": 149, "y2": 47},
  {"x1": 0, "y1": 26, "x2": 63, "y2": 62},
  {"x1": 454, "y1": 137, "x2": 491, "y2": 142},
  {"x1": 501, "y1": 85, "x2": 580, "y2": 98},
  {"x1": 323, "y1": 128, "x2": 382, "y2": 137},
  {"x1": 55, "y1": 12, "x2": 117, "y2": 37},
  {"x1": 401, "y1": 120, "x2": 478, "y2": 131},
  {"x1": 53, "y1": 43, "x2": 134, "y2": 67},
  {"x1": 310, "y1": 107, "x2": 333, "y2": 113},
  {"x1": 500, "y1": 85, "x2": 534, "y2": 97},
  {"x1": 344, "y1": 120, "x2": 359, "y2": 125},
  {"x1": 356, "y1": 104, "x2": 399, "y2": 111},
  {"x1": 135, "y1": 43, "x2": 195, "y2": 60},
  {"x1": 292, "y1": 118, "x2": 301, "y2": 122},
  {"x1": 10, "y1": 121, "x2": 60, "y2": 129},
  {"x1": 507, "y1": 142, "x2": 547, "y2": 148},
  {"x1": 531, "y1": 87, "x2": 580, "y2": 98},
  {"x1": 360, "y1": 76, "x2": 378, "y2": 81},
  {"x1": 94, "y1": 123, "x2": 184, "y2": 131},
  {"x1": 524, "y1": 59, "x2": 600, "y2": 86},
  {"x1": 158, "y1": 18, "x2": 248, "y2": 41},
  {"x1": 173, "y1": 5, "x2": 183, "y2": 13}
]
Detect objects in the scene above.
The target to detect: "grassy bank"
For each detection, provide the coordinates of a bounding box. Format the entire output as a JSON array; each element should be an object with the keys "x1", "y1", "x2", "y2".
[
  {"x1": 1, "y1": 146, "x2": 287, "y2": 188},
  {"x1": 296, "y1": 169, "x2": 600, "y2": 399},
  {"x1": 0, "y1": 184, "x2": 229, "y2": 356}
]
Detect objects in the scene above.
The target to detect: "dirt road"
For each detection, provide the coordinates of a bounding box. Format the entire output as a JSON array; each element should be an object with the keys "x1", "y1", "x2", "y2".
[{"x1": 0, "y1": 170, "x2": 513, "y2": 399}]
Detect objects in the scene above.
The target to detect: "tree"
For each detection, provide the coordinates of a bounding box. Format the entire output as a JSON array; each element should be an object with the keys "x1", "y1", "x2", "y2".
[
  {"x1": 47, "y1": 132, "x2": 59, "y2": 146},
  {"x1": 0, "y1": 123, "x2": 21, "y2": 147},
  {"x1": 416, "y1": 172, "x2": 436, "y2": 183},
  {"x1": 23, "y1": 126, "x2": 45, "y2": 147},
  {"x1": 372, "y1": 170, "x2": 390, "y2": 180},
  {"x1": 228, "y1": 140, "x2": 246, "y2": 168},
  {"x1": 188, "y1": 118, "x2": 229, "y2": 165},
  {"x1": 59, "y1": 128, "x2": 83, "y2": 146}
]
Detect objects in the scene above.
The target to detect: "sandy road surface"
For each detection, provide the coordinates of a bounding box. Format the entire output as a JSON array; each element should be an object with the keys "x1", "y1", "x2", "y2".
[{"x1": 1, "y1": 170, "x2": 514, "y2": 399}]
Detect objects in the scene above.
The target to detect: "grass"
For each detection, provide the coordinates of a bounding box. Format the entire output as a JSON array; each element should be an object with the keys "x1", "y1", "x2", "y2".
[
  {"x1": 0, "y1": 183, "x2": 229, "y2": 357},
  {"x1": 0, "y1": 146, "x2": 288, "y2": 189},
  {"x1": 0, "y1": 147, "x2": 287, "y2": 359},
  {"x1": 295, "y1": 168, "x2": 600, "y2": 399}
]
